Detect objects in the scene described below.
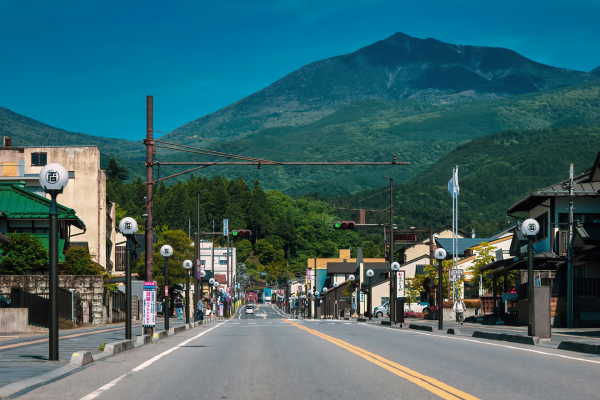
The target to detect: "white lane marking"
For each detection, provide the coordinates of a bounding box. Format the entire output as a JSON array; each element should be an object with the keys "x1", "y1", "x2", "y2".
[
  {"x1": 374, "y1": 326, "x2": 600, "y2": 366},
  {"x1": 80, "y1": 323, "x2": 222, "y2": 400}
]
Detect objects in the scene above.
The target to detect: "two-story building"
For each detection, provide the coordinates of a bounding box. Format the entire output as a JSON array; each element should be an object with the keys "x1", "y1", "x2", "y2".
[{"x1": 0, "y1": 142, "x2": 115, "y2": 269}]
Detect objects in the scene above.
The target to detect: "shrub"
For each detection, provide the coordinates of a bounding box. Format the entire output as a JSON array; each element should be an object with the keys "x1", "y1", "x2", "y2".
[
  {"x1": 61, "y1": 247, "x2": 103, "y2": 275},
  {"x1": 0, "y1": 233, "x2": 48, "y2": 275}
]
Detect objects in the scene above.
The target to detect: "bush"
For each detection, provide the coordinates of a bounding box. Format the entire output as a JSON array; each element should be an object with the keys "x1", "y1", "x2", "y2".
[
  {"x1": 0, "y1": 233, "x2": 48, "y2": 275},
  {"x1": 61, "y1": 247, "x2": 103, "y2": 275}
]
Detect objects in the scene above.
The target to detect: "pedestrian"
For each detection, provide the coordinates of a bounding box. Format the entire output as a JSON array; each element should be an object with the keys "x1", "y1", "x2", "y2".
[
  {"x1": 175, "y1": 296, "x2": 183, "y2": 320},
  {"x1": 197, "y1": 298, "x2": 204, "y2": 321},
  {"x1": 453, "y1": 297, "x2": 466, "y2": 325}
]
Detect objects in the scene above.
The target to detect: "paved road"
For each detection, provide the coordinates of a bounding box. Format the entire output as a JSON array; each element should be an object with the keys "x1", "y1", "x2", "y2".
[
  {"x1": 15, "y1": 306, "x2": 600, "y2": 400},
  {"x1": 0, "y1": 318, "x2": 188, "y2": 388}
]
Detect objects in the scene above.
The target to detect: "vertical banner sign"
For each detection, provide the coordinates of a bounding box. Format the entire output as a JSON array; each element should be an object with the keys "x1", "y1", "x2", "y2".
[
  {"x1": 142, "y1": 281, "x2": 157, "y2": 328},
  {"x1": 305, "y1": 269, "x2": 311, "y2": 283},
  {"x1": 223, "y1": 219, "x2": 229, "y2": 236},
  {"x1": 397, "y1": 271, "x2": 405, "y2": 298},
  {"x1": 219, "y1": 303, "x2": 224, "y2": 317}
]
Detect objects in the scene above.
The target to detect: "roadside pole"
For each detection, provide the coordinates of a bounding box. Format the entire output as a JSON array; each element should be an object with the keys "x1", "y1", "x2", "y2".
[
  {"x1": 119, "y1": 217, "x2": 138, "y2": 340},
  {"x1": 383, "y1": 177, "x2": 394, "y2": 324},
  {"x1": 183, "y1": 260, "x2": 192, "y2": 324},
  {"x1": 434, "y1": 248, "x2": 447, "y2": 331},
  {"x1": 144, "y1": 96, "x2": 154, "y2": 337},
  {"x1": 39, "y1": 163, "x2": 68, "y2": 361},
  {"x1": 161, "y1": 245, "x2": 173, "y2": 331}
]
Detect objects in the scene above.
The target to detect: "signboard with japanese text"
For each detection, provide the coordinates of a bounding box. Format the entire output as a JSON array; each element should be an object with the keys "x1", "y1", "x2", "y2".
[
  {"x1": 396, "y1": 271, "x2": 405, "y2": 298},
  {"x1": 450, "y1": 269, "x2": 464, "y2": 282},
  {"x1": 142, "y1": 281, "x2": 157, "y2": 328},
  {"x1": 223, "y1": 219, "x2": 229, "y2": 236}
]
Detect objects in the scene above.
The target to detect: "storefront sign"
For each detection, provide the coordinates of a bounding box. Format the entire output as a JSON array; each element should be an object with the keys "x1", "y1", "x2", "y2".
[{"x1": 142, "y1": 281, "x2": 157, "y2": 328}]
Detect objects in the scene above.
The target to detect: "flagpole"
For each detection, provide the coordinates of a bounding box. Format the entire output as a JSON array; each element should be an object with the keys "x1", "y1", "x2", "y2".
[{"x1": 455, "y1": 165, "x2": 459, "y2": 301}]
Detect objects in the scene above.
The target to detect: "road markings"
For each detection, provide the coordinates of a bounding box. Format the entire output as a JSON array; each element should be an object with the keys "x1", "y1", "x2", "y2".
[
  {"x1": 285, "y1": 320, "x2": 479, "y2": 400},
  {"x1": 377, "y1": 326, "x2": 600, "y2": 365},
  {"x1": 79, "y1": 323, "x2": 222, "y2": 400}
]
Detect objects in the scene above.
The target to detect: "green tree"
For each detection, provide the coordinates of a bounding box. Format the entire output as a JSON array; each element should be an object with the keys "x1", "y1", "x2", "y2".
[
  {"x1": 0, "y1": 233, "x2": 48, "y2": 275},
  {"x1": 411, "y1": 259, "x2": 465, "y2": 300},
  {"x1": 107, "y1": 157, "x2": 129, "y2": 182},
  {"x1": 61, "y1": 247, "x2": 103, "y2": 275},
  {"x1": 467, "y1": 242, "x2": 516, "y2": 294}
]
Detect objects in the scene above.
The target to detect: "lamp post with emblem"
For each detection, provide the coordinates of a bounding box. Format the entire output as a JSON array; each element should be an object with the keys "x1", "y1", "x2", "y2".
[
  {"x1": 161, "y1": 245, "x2": 173, "y2": 331},
  {"x1": 333, "y1": 282, "x2": 339, "y2": 319},
  {"x1": 39, "y1": 163, "x2": 68, "y2": 361},
  {"x1": 348, "y1": 275, "x2": 355, "y2": 317},
  {"x1": 119, "y1": 217, "x2": 138, "y2": 340},
  {"x1": 366, "y1": 269, "x2": 374, "y2": 321},
  {"x1": 390, "y1": 262, "x2": 400, "y2": 324},
  {"x1": 434, "y1": 248, "x2": 447, "y2": 331},
  {"x1": 322, "y1": 287, "x2": 328, "y2": 318},
  {"x1": 183, "y1": 260, "x2": 193, "y2": 324}
]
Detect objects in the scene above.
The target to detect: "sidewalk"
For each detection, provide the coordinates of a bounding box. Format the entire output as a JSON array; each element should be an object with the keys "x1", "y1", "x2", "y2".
[
  {"x1": 380, "y1": 318, "x2": 600, "y2": 351},
  {"x1": 0, "y1": 317, "x2": 194, "y2": 390}
]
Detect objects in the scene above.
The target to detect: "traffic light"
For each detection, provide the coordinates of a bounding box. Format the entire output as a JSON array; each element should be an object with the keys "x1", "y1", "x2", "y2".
[
  {"x1": 231, "y1": 230, "x2": 252, "y2": 237},
  {"x1": 333, "y1": 221, "x2": 356, "y2": 230}
]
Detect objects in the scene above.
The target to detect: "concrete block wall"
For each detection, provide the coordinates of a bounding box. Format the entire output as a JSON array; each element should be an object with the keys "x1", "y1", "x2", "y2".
[{"x1": 0, "y1": 275, "x2": 104, "y2": 324}]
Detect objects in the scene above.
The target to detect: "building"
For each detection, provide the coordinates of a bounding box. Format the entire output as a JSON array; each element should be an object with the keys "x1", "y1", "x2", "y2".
[
  {"x1": 0, "y1": 143, "x2": 115, "y2": 269},
  {"x1": 0, "y1": 181, "x2": 85, "y2": 264},
  {"x1": 196, "y1": 240, "x2": 237, "y2": 286}
]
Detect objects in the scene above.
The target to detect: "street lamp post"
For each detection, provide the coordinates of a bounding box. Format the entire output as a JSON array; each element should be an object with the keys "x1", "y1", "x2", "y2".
[
  {"x1": 213, "y1": 281, "x2": 219, "y2": 316},
  {"x1": 322, "y1": 287, "x2": 328, "y2": 319},
  {"x1": 161, "y1": 245, "x2": 173, "y2": 331},
  {"x1": 300, "y1": 295, "x2": 306, "y2": 318},
  {"x1": 183, "y1": 260, "x2": 193, "y2": 324},
  {"x1": 39, "y1": 163, "x2": 68, "y2": 361},
  {"x1": 366, "y1": 270, "x2": 374, "y2": 321},
  {"x1": 119, "y1": 217, "x2": 138, "y2": 340},
  {"x1": 348, "y1": 275, "x2": 355, "y2": 318},
  {"x1": 434, "y1": 248, "x2": 447, "y2": 331},
  {"x1": 333, "y1": 282, "x2": 339, "y2": 319},
  {"x1": 390, "y1": 262, "x2": 400, "y2": 324},
  {"x1": 314, "y1": 291, "x2": 319, "y2": 319},
  {"x1": 307, "y1": 290, "x2": 313, "y2": 319}
]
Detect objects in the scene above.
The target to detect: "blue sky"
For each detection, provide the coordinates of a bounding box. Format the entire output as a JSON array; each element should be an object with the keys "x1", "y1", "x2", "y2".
[{"x1": 1, "y1": 0, "x2": 599, "y2": 141}]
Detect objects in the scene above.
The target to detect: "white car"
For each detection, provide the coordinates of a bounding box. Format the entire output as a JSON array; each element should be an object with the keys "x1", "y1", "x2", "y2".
[{"x1": 245, "y1": 305, "x2": 255, "y2": 315}]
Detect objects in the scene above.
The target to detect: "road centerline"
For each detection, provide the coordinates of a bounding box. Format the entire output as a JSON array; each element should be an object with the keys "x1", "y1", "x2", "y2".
[{"x1": 284, "y1": 320, "x2": 479, "y2": 400}]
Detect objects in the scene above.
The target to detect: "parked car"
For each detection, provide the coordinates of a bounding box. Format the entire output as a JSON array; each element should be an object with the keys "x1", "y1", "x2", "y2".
[{"x1": 374, "y1": 302, "x2": 389, "y2": 318}]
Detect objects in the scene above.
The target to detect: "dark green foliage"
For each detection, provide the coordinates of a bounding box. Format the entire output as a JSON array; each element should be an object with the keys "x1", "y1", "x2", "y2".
[
  {"x1": 61, "y1": 247, "x2": 103, "y2": 275},
  {"x1": 0, "y1": 233, "x2": 48, "y2": 275},
  {"x1": 106, "y1": 157, "x2": 129, "y2": 182}
]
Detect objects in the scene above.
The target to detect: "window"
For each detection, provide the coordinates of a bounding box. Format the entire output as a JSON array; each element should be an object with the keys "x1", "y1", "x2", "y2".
[
  {"x1": 558, "y1": 213, "x2": 600, "y2": 224},
  {"x1": 31, "y1": 153, "x2": 47, "y2": 166},
  {"x1": 201, "y1": 260, "x2": 206, "y2": 266},
  {"x1": 68, "y1": 171, "x2": 75, "y2": 179},
  {"x1": 534, "y1": 212, "x2": 548, "y2": 243},
  {"x1": 219, "y1": 260, "x2": 227, "y2": 265}
]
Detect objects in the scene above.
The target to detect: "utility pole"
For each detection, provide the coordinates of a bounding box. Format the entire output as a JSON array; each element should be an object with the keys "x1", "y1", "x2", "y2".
[
  {"x1": 383, "y1": 177, "x2": 394, "y2": 324},
  {"x1": 567, "y1": 163, "x2": 574, "y2": 328},
  {"x1": 212, "y1": 220, "x2": 215, "y2": 314},
  {"x1": 145, "y1": 96, "x2": 154, "y2": 283}
]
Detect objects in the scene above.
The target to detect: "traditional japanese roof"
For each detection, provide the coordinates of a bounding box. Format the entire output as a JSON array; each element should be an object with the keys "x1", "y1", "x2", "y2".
[
  {"x1": 435, "y1": 238, "x2": 493, "y2": 257},
  {"x1": 0, "y1": 182, "x2": 85, "y2": 229}
]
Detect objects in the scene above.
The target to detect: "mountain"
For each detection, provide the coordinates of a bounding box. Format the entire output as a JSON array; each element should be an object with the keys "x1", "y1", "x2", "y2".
[
  {"x1": 331, "y1": 120, "x2": 600, "y2": 237},
  {"x1": 591, "y1": 66, "x2": 600, "y2": 76},
  {"x1": 169, "y1": 78, "x2": 600, "y2": 196},
  {"x1": 168, "y1": 32, "x2": 597, "y2": 142},
  {"x1": 0, "y1": 106, "x2": 143, "y2": 175}
]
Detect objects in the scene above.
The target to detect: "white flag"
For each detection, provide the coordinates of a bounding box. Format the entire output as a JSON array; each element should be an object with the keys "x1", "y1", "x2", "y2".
[{"x1": 448, "y1": 168, "x2": 459, "y2": 198}]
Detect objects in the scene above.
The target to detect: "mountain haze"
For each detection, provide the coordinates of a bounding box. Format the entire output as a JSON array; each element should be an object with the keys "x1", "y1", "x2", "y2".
[{"x1": 170, "y1": 32, "x2": 597, "y2": 142}]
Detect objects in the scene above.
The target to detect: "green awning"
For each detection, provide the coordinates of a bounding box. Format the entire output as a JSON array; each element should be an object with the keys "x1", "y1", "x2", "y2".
[{"x1": 0, "y1": 182, "x2": 85, "y2": 229}]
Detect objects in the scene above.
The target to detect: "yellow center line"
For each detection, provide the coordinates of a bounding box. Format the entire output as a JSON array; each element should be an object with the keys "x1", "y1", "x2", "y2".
[{"x1": 284, "y1": 320, "x2": 480, "y2": 400}]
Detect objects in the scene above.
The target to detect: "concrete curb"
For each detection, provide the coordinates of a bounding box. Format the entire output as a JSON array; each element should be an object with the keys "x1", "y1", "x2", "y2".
[
  {"x1": 70, "y1": 351, "x2": 93, "y2": 367},
  {"x1": 357, "y1": 318, "x2": 367, "y2": 322},
  {"x1": 447, "y1": 328, "x2": 460, "y2": 335},
  {"x1": 136, "y1": 335, "x2": 152, "y2": 345},
  {"x1": 381, "y1": 321, "x2": 392, "y2": 326},
  {"x1": 472, "y1": 331, "x2": 539, "y2": 345},
  {"x1": 168, "y1": 325, "x2": 187, "y2": 336},
  {"x1": 409, "y1": 324, "x2": 435, "y2": 332},
  {"x1": 558, "y1": 341, "x2": 600, "y2": 354},
  {"x1": 103, "y1": 339, "x2": 135, "y2": 355},
  {"x1": 153, "y1": 330, "x2": 169, "y2": 340}
]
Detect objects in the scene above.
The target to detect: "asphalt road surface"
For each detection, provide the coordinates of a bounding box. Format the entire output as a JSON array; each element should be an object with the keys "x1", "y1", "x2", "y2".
[{"x1": 17, "y1": 306, "x2": 600, "y2": 400}]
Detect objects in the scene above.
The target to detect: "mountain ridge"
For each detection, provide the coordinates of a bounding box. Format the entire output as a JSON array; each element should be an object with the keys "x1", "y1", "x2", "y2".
[{"x1": 169, "y1": 32, "x2": 597, "y2": 142}]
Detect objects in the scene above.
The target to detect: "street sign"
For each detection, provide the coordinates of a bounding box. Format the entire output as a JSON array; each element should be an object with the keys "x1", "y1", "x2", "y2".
[
  {"x1": 360, "y1": 293, "x2": 365, "y2": 302},
  {"x1": 165, "y1": 285, "x2": 169, "y2": 296},
  {"x1": 142, "y1": 281, "x2": 157, "y2": 328},
  {"x1": 223, "y1": 219, "x2": 229, "y2": 236},
  {"x1": 394, "y1": 233, "x2": 417, "y2": 242},
  {"x1": 449, "y1": 269, "x2": 463, "y2": 282},
  {"x1": 396, "y1": 271, "x2": 405, "y2": 298}
]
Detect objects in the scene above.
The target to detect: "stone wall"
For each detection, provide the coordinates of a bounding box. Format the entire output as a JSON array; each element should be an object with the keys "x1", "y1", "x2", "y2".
[{"x1": 0, "y1": 275, "x2": 104, "y2": 325}]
